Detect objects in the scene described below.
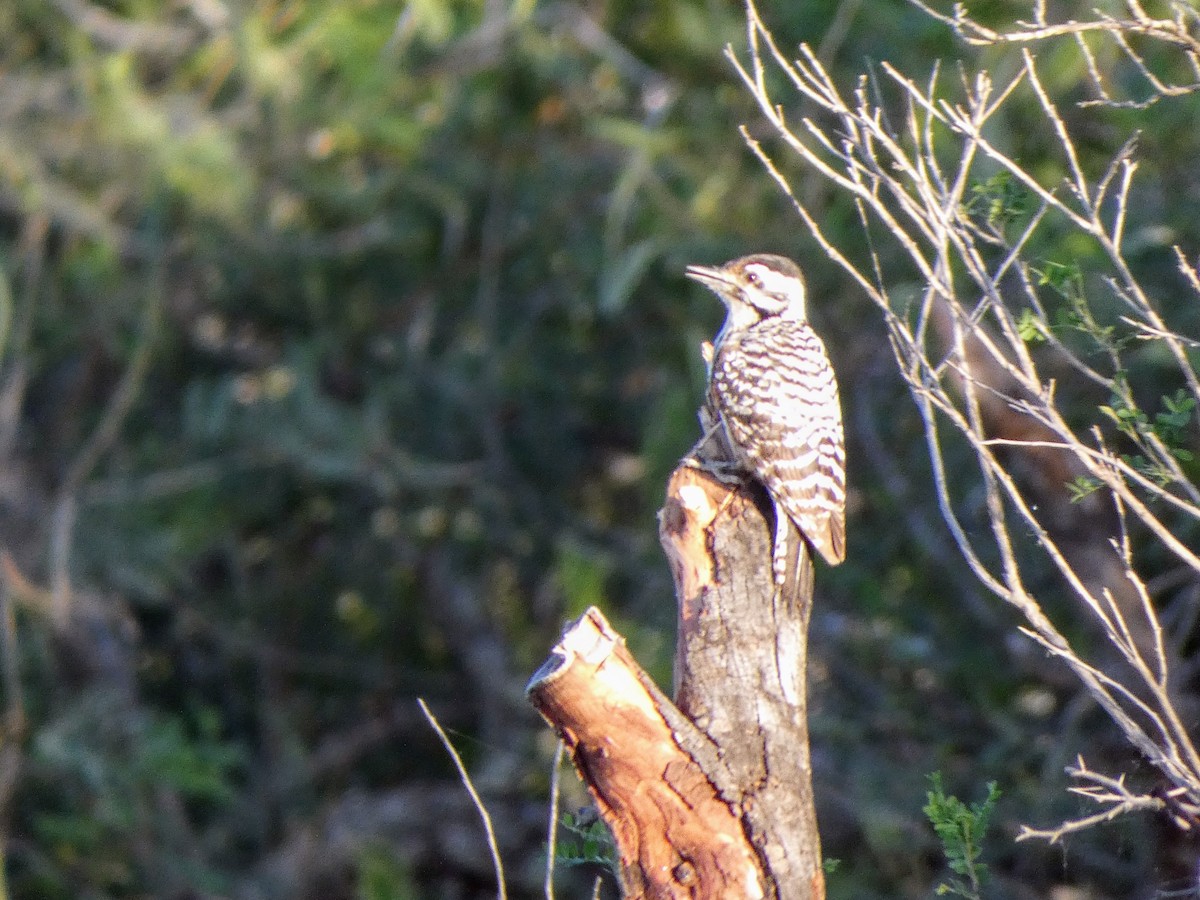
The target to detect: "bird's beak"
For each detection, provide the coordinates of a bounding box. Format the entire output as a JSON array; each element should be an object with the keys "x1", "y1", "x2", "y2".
[{"x1": 685, "y1": 264, "x2": 735, "y2": 292}]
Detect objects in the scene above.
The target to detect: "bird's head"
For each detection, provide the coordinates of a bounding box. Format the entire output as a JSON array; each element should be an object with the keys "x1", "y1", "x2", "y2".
[{"x1": 685, "y1": 253, "x2": 807, "y2": 327}]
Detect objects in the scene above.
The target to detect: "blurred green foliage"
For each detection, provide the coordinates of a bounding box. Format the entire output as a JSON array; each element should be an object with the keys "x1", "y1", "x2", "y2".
[{"x1": 0, "y1": 0, "x2": 1195, "y2": 897}]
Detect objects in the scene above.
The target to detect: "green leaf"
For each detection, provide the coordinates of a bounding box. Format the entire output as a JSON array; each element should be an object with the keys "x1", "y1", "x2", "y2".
[
  {"x1": 1017, "y1": 308, "x2": 1047, "y2": 343},
  {"x1": 923, "y1": 773, "x2": 1001, "y2": 900},
  {"x1": 1067, "y1": 475, "x2": 1102, "y2": 502},
  {"x1": 967, "y1": 171, "x2": 1030, "y2": 229}
]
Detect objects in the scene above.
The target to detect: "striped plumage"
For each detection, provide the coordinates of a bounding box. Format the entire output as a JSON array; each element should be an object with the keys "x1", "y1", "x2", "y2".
[{"x1": 686, "y1": 254, "x2": 846, "y2": 569}]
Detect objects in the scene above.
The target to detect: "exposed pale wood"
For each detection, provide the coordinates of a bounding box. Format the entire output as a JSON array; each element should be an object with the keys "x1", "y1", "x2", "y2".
[{"x1": 527, "y1": 607, "x2": 764, "y2": 899}]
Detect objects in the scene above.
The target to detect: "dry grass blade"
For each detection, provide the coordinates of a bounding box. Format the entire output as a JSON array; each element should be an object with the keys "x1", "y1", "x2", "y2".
[
  {"x1": 544, "y1": 739, "x2": 565, "y2": 900},
  {"x1": 417, "y1": 697, "x2": 508, "y2": 900}
]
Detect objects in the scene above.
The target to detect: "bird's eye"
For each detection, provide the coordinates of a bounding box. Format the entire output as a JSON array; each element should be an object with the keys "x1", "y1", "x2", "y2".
[{"x1": 746, "y1": 271, "x2": 761, "y2": 286}]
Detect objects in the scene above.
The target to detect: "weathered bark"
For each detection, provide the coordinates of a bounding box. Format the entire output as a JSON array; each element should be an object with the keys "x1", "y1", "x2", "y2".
[
  {"x1": 661, "y1": 466, "x2": 823, "y2": 898},
  {"x1": 527, "y1": 464, "x2": 823, "y2": 899}
]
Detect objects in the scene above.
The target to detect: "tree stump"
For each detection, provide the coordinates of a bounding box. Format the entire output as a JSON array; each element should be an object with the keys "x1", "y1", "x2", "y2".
[{"x1": 527, "y1": 464, "x2": 823, "y2": 899}]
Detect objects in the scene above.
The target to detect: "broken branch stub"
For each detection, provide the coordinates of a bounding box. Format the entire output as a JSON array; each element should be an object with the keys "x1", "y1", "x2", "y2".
[
  {"x1": 527, "y1": 465, "x2": 824, "y2": 898},
  {"x1": 526, "y1": 606, "x2": 764, "y2": 898}
]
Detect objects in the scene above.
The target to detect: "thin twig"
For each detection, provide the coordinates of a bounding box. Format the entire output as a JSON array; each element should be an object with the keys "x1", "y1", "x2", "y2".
[
  {"x1": 418, "y1": 698, "x2": 508, "y2": 900},
  {"x1": 0, "y1": 571, "x2": 26, "y2": 900}
]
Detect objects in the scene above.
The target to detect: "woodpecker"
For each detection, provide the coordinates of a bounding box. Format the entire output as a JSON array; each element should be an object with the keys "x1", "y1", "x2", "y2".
[{"x1": 685, "y1": 254, "x2": 846, "y2": 577}]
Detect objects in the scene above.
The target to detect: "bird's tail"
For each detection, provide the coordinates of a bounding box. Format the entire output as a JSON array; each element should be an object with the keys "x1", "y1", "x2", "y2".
[{"x1": 772, "y1": 501, "x2": 815, "y2": 617}]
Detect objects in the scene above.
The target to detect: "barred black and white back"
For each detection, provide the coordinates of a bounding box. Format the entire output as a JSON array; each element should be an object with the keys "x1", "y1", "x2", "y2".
[{"x1": 686, "y1": 254, "x2": 846, "y2": 573}]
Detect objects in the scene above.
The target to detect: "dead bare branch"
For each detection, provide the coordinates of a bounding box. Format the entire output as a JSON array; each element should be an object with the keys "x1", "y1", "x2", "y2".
[{"x1": 738, "y1": 0, "x2": 1200, "y2": 841}]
